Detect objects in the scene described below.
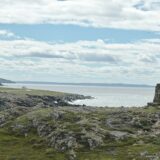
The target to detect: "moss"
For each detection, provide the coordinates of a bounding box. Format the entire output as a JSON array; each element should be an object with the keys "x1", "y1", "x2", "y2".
[
  {"x1": 64, "y1": 123, "x2": 82, "y2": 132},
  {"x1": 14, "y1": 108, "x2": 53, "y2": 124},
  {"x1": 77, "y1": 143, "x2": 160, "y2": 160},
  {"x1": 0, "y1": 128, "x2": 65, "y2": 160},
  {"x1": 61, "y1": 111, "x2": 81, "y2": 123},
  {"x1": 77, "y1": 151, "x2": 115, "y2": 160},
  {"x1": 15, "y1": 115, "x2": 30, "y2": 125}
]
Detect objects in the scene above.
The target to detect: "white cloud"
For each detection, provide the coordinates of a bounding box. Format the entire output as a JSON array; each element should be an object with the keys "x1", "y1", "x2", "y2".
[
  {"x1": 0, "y1": 30, "x2": 16, "y2": 37},
  {"x1": 0, "y1": 37, "x2": 160, "y2": 83},
  {"x1": 0, "y1": 0, "x2": 160, "y2": 31}
]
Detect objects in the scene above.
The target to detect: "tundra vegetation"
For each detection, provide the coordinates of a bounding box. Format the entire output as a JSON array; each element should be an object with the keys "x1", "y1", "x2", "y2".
[{"x1": 0, "y1": 87, "x2": 160, "y2": 160}]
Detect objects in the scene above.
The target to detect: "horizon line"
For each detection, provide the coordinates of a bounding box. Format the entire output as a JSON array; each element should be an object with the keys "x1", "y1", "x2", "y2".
[{"x1": 15, "y1": 81, "x2": 154, "y2": 88}]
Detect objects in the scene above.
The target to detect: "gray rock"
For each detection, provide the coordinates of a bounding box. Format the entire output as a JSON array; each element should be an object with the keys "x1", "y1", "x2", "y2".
[
  {"x1": 68, "y1": 149, "x2": 77, "y2": 160},
  {"x1": 154, "y1": 84, "x2": 160, "y2": 104},
  {"x1": 108, "y1": 131, "x2": 129, "y2": 140},
  {"x1": 140, "y1": 151, "x2": 148, "y2": 156}
]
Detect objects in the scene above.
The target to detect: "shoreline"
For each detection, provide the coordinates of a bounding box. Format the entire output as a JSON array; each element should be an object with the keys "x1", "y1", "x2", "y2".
[
  {"x1": 2, "y1": 83, "x2": 154, "y2": 107},
  {"x1": 0, "y1": 86, "x2": 160, "y2": 159},
  {"x1": 0, "y1": 86, "x2": 93, "y2": 107}
]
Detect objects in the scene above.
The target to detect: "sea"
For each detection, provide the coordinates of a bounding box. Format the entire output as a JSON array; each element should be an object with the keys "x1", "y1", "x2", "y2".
[
  {"x1": 3, "y1": 83, "x2": 155, "y2": 107},
  {"x1": 1, "y1": 83, "x2": 154, "y2": 107}
]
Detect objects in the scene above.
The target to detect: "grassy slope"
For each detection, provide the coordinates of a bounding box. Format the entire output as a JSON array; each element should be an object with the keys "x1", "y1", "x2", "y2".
[
  {"x1": 0, "y1": 87, "x2": 160, "y2": 159},
  {"x1": 0, "y1": 87, "x2": 67, "y2": 160},
  {"x1": 1, "y1": 107, "x2": 160, "y2": 160},
  {"x1": 0, "y1": 128, "x2": 160, "y2": 160}
]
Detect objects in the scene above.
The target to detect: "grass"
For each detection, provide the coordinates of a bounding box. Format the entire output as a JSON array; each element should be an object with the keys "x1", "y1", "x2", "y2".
[
  {"x1": 1, "y1": 108, "x2": 160, "y2": 160},
  {"x1": 1, "y1": 126, "x2": 159, "y2": 160},
  {"x1": 1, "y1": 87, "x2": 160, "y2": 159},
  {"x1": 77, "y1": 143, "x2": 160, "y2": 160},
  {"x1": 0, "y1": 128, "x2": 65, "y2": 160},
  {"x1": 0, "y1": 86, "x2": 69, "y2": 97}
]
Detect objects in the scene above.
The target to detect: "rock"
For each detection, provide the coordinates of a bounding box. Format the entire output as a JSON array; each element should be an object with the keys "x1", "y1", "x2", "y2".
[
  {"x1": 137, "y1": 140, "x2": 144, "y2": 145},
  {"x1": 154, "y1": 84, "x2": 160, "y2": 104},
  {"x1": 51, "y1": 111, "x2": 64, "y2": 120},
  {"x1": 152, "y1": 156, "x2": 160, "y2": 160},
  {"x1": 0, "y1": 92, "x2": 91, "y2": 110},
  {"x1": 82, "y1": 132, "x2": 103, "y2": 150},
  {"x1": 67, "y1": 149, "x2": 77, "y2": 160},
  {"x1": 0, "y1": 114, "x2": 6, "y2": 126},
  {"x1": 149, "y1": 83, "x2": 160, "y2": 106},
  {"x1": 12, "y1": 124, "x2": 29, "y2": 135},
  {"x1": 62, "y1": 94, "x2": 93, "y2": 102},
  {"x1": 108, "y1": 131, "x2": 129, "y2": 140},
  {"x1": 47, "y1": 131, "x2": 77, "y2": 151},
  {"x1": 140, "y1": 151, "x2": 148, "y2": 156},
  {"x1": 37, "y1": 124, "x2": 54, "y2": 137}
]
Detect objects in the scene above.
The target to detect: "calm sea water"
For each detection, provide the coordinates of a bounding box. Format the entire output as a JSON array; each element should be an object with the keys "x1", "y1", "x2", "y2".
[{"x1": 3, "y1": 83, "x2": 155, "y2": 107}]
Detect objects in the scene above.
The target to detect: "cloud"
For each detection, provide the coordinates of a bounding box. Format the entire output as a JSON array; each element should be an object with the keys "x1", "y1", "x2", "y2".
[
  {"x1": 0, "y1": 30, "x2": 16, "y2": 37},
  {"x1": 135, "y1": 0, "x2": 160, "y2": 11},
  {"x1": 0, "y1": 35, "x2": 160, "y2": 83},
  {"x1": 0, "y1": 30, "x2": 21, "y2": 40},
  {"x1": 0, "y1": 0, "x2": 160, "y2": 31},
  {"x1": 0, "y1": 38, "x2": 159, "y2": 65}
]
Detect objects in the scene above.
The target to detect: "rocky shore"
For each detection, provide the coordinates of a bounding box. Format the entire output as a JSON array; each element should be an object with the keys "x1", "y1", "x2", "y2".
[
  {"x1": 0, "y1": 92, "x2": 92, "y2": 110},
  {"x1": 0, "y1": 86, "x2": 160, "y2": 160}
]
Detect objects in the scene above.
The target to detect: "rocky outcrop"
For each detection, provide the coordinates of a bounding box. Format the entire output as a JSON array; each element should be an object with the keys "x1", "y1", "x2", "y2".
[
  {"x1": 5, "y1": 105, "x2": 160, "y2": 159},
  {"x1": 1, "y1": 89, "x2": 160, "y2": 159},
  {"x1": 154, "y1": 84, "x2": 160, "y2": 104},
  {"x1": 0, "y1": 92, "x2": 91, "y2": 110},
  {"x1": 148, "y1": 83, "x2": 160, "y2": 106}
]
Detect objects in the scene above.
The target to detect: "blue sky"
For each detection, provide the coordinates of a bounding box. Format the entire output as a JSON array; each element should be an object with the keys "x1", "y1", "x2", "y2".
[
  {"x1": 0, "y1": 24, "x2": 159, "y2": 43},
  {"x1": 0, "y1": 0, "x2": 160, "y2": 84}
]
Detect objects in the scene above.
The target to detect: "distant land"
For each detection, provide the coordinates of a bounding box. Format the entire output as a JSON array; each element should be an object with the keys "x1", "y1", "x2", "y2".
[
  {"x1": 0, "y1": 78, "x2": 15, "y2": 84},
  {"x1": 16, "y1": 81, "x2": 154, "y2": 88}
]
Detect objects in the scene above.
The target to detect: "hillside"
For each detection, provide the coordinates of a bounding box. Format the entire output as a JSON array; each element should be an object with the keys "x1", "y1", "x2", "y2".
[
  {"x1": 0, "y1": 78, "x2": 14, "y2": 83},
  {"x1": 0, "y1": 87, "x2": 160, "y2": 160}
]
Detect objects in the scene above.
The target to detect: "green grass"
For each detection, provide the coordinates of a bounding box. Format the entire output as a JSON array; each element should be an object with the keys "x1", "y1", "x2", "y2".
[
  {"x1": 1, "y1": 127, "x2": 159, "y2": 160},
  {"x1": 77, "y1": 144, "x2": 160, "y2": 160},
  {"x1": 0, "y1": 86, "x2": 69, "y2": 97},
  {"x1": 0, "y1": 128, "x2": 65, "y2": 160}
]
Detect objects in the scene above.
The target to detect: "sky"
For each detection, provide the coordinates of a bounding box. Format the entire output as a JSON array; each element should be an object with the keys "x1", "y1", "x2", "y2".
[{"x1": 0, "y1": 0, "x2": 160, "y2": 84}]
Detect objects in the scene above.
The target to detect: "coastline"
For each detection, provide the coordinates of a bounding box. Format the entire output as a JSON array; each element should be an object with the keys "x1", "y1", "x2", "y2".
[
  {"x1": 0, "y1": 86, "x2": 93, "y2": 107},
  {"x1": 2, "y1": 83, "x2": 155, "y2": 107},
  {"x1": 0, "y1": 86, "x2": 160, "y2": 159}
]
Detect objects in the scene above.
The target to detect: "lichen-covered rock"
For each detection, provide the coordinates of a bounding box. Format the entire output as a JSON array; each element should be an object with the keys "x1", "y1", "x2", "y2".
[
  {"x1": 0, "y1": 114, "x2": 6, "y2": 126},
  {"x1": 47, "y1": 131, "x2": 77, "y2": 151}
]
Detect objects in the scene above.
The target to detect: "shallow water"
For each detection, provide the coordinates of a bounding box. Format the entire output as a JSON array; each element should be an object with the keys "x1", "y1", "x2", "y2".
[{"x1": 3, "y1": 83, "x2": 155, "y2": 107}]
